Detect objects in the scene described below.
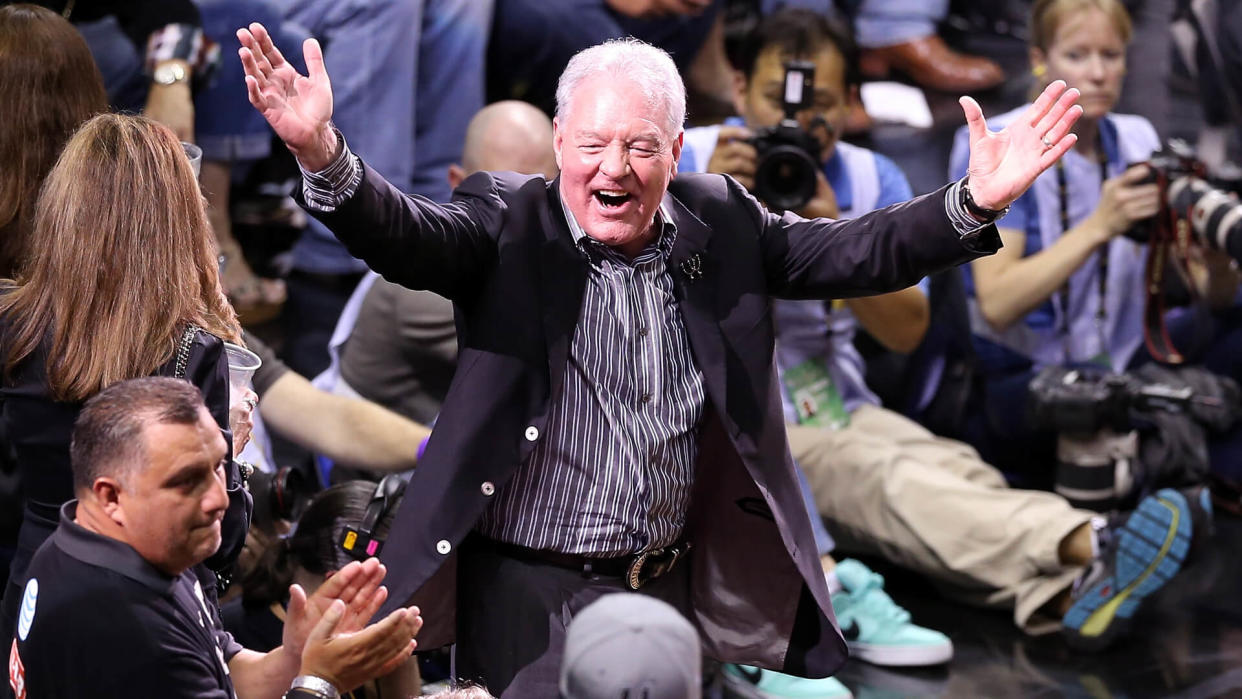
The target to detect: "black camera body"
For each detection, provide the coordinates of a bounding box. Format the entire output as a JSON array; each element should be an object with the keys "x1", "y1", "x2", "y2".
[
  {"x1": 1029, "y1": 365, "x2": 1195, "y2": 436},
  {"x1": 751, "y1": 60, "x2": 823, "y2": 212},
  {"x1": 1128, "y1": 141, "x2": 1242, "y2": 263}
]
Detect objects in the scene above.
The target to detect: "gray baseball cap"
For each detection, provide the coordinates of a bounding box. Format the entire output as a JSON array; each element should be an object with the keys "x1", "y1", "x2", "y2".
[{"x1": 559, "y1": 594, "x2": 702, "y2": 699}]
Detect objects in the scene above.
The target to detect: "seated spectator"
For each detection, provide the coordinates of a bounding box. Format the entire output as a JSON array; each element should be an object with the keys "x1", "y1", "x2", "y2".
[
  {"x1": 9, "y1": 377, "x2": 421, "y2": 698},
  {"x1": 0, "y1": 113, "x2": 254, "y2": 643},
  {"x1": 225, "y1": 477, "x2": 421, "y2": 697},
  {"x1": 2, "y1": 0, "x2": 216, "y2": 141},
  {"x1": 685, "y1": 6, "x2": 1213, "y2": 664},
  {"x1": 0, "y1": 3, "x2": 108, "y2": 279},
  {"x1": 948, "y1": 0, "x2": 1240, "y2": 483},
  {"x1": 559, "y1": 594, "x2": 701, "y2": 699},
  {"x1": 320, "y1": 100, "x2": 559, "y2": 427}
]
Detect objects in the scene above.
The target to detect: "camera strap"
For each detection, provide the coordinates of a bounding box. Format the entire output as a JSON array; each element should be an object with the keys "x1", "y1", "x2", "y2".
[
  {"x1": 1141, "y1": 168, "x2": 1198, "y2": 364},
  {"x1": 1056, "y1": 158, "x2": 1112, "y2": 366}
]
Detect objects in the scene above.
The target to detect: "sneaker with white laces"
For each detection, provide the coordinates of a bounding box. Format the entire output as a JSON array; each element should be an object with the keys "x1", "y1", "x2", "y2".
[
  {"x1": 720, "y1": 664, "x2": 853, "y2": 699},
  {"x1": 830, "y1": 559, "x2": 953, "y2": 667}
]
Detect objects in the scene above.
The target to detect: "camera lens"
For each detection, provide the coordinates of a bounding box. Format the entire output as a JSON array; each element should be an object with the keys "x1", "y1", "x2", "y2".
[{"x1": 754, "y1": 144, "x2": 819, "y2": 212}]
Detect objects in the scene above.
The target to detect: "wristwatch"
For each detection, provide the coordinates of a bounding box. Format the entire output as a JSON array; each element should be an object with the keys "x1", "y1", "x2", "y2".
[
  {"x1": 284, "y1": 675, "x2": 339, "y2": 699},
  {"x1": 959, "y1": 180, "x2": 1010, "y2": 222},
  {"x1": 153, "y1": 61, "x2": 189, "y2": 86}
]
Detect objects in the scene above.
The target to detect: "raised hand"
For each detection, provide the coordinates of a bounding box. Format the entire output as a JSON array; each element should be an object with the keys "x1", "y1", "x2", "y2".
[
  {"x1": 961, "y1": 80, "x2": 1083, "y2": 211},
  {"x1": 237, "y1": 23, "x2": 338, "y2": 171}
]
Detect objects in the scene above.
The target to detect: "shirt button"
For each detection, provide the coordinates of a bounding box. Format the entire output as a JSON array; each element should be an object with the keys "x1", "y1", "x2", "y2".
[
  {"x1": 638, "y1": 326, "x2": 649, "y2": 337},
  {"x1": 640, "y1": 393, "x2": 651, "y2": 404},
  {"x1": 481, "y1": 481, "x2": 496, "y2": 496},
  {"x1": 524, "y1": 426, "x2": 539, "y2": 441},
  {"x1": 436, "y1": 539, "x2": 452, "y2": 555}
]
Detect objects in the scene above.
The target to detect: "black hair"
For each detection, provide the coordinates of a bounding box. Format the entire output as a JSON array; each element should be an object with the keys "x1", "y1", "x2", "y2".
[
  {"x1": 735, "y1": 8, "x2": 860, "y2": 89},
  {"x1": 70, "y1": 376, "x2": 204, "y2": 492},
  {"x1": 242, "y1": 480, "x2": 404, "y2": 606}
]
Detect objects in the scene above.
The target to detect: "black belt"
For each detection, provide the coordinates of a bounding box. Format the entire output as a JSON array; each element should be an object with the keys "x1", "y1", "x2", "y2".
[{"x1": 472, "y1": 534, "x2": 692, "y2": 590}]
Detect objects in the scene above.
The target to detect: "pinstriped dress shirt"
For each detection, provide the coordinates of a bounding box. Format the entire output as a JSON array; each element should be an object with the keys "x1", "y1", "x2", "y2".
[{"x1": 475, "y1": 199, "x2": 706, "y2": 556}]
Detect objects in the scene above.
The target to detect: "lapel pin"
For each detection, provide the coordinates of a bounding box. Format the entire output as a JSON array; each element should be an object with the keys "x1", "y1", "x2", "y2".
[{"x1": 680, "y1": 253, "x2": 703, "y2": 283}]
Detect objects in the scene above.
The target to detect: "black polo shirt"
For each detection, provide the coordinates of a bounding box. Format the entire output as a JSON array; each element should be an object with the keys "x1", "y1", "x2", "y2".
[{"x1": 8, "y1": 502, "x2": 241, "y2": 698}]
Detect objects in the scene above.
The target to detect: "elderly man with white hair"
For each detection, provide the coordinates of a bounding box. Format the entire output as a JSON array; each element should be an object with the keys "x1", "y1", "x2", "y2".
[{"x1": 238, "y1": 23, "x2": 1082, "y2": 697}]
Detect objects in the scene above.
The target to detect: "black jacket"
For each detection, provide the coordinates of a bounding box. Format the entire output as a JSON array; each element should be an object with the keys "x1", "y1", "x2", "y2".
[{"x1": 303, "y1": 165, "x2": 1001, "y2": 676}]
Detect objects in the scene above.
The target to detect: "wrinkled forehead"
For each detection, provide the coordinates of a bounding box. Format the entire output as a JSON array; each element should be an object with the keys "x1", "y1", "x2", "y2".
[{"x1": 563, "y1": 74, "x2": 674, "y2": 138}]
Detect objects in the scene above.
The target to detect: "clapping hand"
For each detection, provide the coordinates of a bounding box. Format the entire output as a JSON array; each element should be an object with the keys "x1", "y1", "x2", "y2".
[
  {"x1": 961, "y1": 80, "x2": 1083, "y2": 211},
  {"x1": 282, "y1": 558, "x2": 389, "y2": 662},
  {"x1": 237, "y1": 23, "x2": 338, "y2": 171}
]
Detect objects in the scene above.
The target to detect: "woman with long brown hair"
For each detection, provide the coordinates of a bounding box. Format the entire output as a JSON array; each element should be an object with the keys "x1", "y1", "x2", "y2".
[
  {"x1": 0, "y1": 113, "x2": 250, "y2": 638},
  {"x1": 0, "y1": 3, "x2": 108, "y2": 279}
]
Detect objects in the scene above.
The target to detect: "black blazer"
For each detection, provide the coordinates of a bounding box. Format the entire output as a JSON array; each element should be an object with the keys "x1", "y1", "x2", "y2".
[{"x1": 302, "y1": 165, "x2": 1000, "y2": 676}]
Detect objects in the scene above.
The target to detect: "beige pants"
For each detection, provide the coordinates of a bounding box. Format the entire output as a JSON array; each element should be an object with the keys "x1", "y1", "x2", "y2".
[{"x1": 787, "y1": 404, "x2": 1092, "y2": 634}]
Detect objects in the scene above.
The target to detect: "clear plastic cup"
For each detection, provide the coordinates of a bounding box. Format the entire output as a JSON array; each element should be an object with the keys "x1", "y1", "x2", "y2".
[
  {"x1": 222, "y1": 342, "x2": 261, "y2": 406},
  {"x1": 181, "y1": 141, "x2": 202, "y2": 178}
]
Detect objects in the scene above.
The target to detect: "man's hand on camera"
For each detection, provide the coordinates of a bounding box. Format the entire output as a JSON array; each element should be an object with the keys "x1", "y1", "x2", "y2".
[
  {"x1": 706, "y1": 125, "x2": 757, "y2": 191},
  {"x1": 798, "y1": 170, "x2": 840, "y2": 220},
  {"x1": 299, "y1": 599, "x2": 422, "y2": 693}
]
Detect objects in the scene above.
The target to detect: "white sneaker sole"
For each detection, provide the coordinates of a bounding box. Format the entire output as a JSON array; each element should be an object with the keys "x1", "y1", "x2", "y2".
[
  {"x1": 720, "y1": 671, "x2": 855, "y2": 699},
  {"x1": 847, "y1": 639, "x2": 953, "y2": 666}
]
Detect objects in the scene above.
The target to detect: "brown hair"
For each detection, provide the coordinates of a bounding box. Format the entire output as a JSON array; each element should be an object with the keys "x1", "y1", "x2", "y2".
[
  {"x1": 1029, "y1": 0, "x2": 1133, "y2": 52},
  {"x1": 0, "y1": 113, "x2": 242, "y2": 402},
  {"x1": 0, "y1": 4, "x2": 108, "y2": 279}
]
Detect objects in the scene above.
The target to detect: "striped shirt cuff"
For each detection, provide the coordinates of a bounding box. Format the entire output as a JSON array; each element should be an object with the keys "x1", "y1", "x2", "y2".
[
  {"x1": 300, "y1": 129, "x2": 363, "y2": 212},
  {"x1": 944, "y1": 177, "x2": 1004, "y2": 237}
]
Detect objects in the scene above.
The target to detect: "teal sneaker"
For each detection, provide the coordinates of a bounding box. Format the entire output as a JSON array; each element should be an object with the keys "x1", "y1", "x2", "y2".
[
  {"x1": 831, "y1": 559, "x2": 953, "y2": 666},
  {"x1": 720, "y1": 664, "x2": 852, "y2": 699}
]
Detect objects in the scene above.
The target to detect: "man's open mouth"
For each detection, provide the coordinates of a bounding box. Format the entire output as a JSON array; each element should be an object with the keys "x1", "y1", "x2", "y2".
[{"x1": 593, "y1": 190, "x2": 632, "y2": 208}]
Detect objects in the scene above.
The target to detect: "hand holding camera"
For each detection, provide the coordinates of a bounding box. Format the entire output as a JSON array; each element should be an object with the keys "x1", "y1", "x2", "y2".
[{"x1": 1088, "y1": 165, "x2": 1161, "y2": 243}]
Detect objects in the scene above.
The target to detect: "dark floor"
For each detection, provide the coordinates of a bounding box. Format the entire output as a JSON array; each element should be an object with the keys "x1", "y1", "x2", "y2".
[{"x1": 831, "y1": 512, "x2": 1242, "y2": 699}]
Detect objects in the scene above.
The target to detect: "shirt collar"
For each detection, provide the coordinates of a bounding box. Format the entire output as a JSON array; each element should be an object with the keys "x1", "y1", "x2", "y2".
[
  {"x1": 52, "y1": 501, "x2": 179, "y2": 595},
  {"x1": 558, "y1": 192, "x2": 679, "y2": 260}
]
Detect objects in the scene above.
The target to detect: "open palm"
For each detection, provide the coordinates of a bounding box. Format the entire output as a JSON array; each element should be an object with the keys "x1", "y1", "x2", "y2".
[
  {"x1": 238, "y1": 23, "x2": 335, "y2": 169},
  {"x1": 962, "y1": 80, "x2": 1083, "y2": 211}
]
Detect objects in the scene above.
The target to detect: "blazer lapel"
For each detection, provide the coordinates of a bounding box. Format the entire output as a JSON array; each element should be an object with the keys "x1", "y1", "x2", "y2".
[
  {"x1": 539, "y1": 179, "x2": 589, "y2": 403},
  {"x1": 665, "y1": 192, "x2": 727, "y2": 409}
]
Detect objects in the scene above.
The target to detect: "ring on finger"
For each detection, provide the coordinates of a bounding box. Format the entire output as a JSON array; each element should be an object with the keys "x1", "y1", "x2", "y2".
[{"x1": 1041, "y1": 134, "x2": 1054, "y2": 149}]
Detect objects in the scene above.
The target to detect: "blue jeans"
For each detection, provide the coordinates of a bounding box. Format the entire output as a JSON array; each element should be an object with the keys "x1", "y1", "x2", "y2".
[
  {"x1": 853, "y1": 0, "x2": 947, "y2": 48},
  {"x1": 759, "y1": 0, "x2": 946, "y2": 49},
  {"x1": 272, "y1": 0, "x2": 493, "y2": 275},
  {"x1": 489, "y1": 0, "x2": 720, "y2": 115},
  {"x1": 195, "y1": 0, "x2": 309, "y2": 162},
  {"x1": 796, "y1": 458, "x2": 836, "y2": 557}
]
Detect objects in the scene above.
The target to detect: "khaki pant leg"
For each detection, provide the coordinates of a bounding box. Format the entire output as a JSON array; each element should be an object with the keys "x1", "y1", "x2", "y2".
[{"x1": 787, "y1": 408, "x2": 1093, "y2": 634}]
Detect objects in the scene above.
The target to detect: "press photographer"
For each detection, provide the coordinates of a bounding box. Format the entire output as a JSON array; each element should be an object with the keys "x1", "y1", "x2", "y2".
[{"x1": 683, "y1": 11, "x2": 867, "y2": 222}]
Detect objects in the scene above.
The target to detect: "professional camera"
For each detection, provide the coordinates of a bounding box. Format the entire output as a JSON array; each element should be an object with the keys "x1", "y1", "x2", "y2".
[
  {"x1": 1128, "y1": 141, "x2": 1242, "y2": 263},
  {"x1": 248, "y1": 465, "x2": 314, "y2": 533},
  {"x1": 1028, "y1": 364, "x2": 1229, "y2": 510},
  {"x1": 750, "y1": 60, "x2": 823, "y2": 212}
]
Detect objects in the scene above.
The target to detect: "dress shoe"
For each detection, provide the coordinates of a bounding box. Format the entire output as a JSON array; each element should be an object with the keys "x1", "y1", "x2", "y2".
[{"x1": 859, "y1": 35, "x2": 1004, "y2": 93}]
